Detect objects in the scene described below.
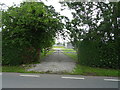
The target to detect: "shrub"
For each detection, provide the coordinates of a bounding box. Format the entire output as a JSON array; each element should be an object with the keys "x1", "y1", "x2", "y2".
[{"x1": 78, "y1": 40, "x2": 119, "y2": 69}]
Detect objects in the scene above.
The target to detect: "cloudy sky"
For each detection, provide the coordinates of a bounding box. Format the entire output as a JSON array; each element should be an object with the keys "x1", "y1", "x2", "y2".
[
  {"x1": 0, "y1": 0, "x2": 73, "y2": 19},
  {"x1": 0, "y1": 0, "x2": 72, "y2": 43}
]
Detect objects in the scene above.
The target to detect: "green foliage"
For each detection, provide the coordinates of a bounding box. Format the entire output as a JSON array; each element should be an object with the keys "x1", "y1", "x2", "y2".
[
  {"x1": 2, "y1": 43, "x2": 37, "y2": 65},
  {"x1": 2, "y1": 2, "x2": 64, "y2": 65},
  {"x1": 63, "y1": 2, "x2": 120, "y2": 69},
  {"x1": 78, "y1": 40, "x2": 119, "y2": 69}
]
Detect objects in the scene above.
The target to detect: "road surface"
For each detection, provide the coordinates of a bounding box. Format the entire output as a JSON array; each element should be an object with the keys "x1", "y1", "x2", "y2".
[
  {"x1": 28, "y1": 48, "x2": 76, "y2": 73},
  {"x1": 2, "y1": 73, "x2": 119, "y2": 88},
  {"x1": 2, "y1": 49, "x2": 120, "y2": 88}
]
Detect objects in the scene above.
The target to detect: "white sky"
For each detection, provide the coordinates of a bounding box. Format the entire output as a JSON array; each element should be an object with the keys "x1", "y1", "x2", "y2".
[
  {"x1": 0, "y1": 0, "x2": 73, "y2": 19},
  {"x1": 0, "y1": 0, "x2": 72, "y2": 43}
]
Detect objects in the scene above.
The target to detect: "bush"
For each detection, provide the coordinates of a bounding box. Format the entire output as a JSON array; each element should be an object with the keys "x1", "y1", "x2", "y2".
[
  {"x1": 2, "y1": 2, "x2": 63, "y2": 66},
  {"x1": 78, "y1": 40, "x2": 119, "y2": 69},
  {"x1": 2, "y1": 44, "x2": 38, "y2": 65}
]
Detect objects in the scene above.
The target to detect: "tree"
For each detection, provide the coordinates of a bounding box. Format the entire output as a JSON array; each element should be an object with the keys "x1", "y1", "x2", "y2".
[
  {"x1": 62, "y1": 1, "x2": 120, "y2": 69},
  {"x1": 2, "y1": 2, "x2": 64, "y2": 65}
]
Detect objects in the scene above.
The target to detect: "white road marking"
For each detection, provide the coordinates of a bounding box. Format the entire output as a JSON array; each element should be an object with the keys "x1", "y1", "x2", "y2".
[
  {"x1": 104, "y1": 79, "x2": 120, "y2": 82},
  {"x1": 20, "y1": 74, "x2": 40, "y2": 77},
  {"x1": 61, "y1": 77, "x2": 85, "y2": 80},
  {"x1": 0, "y1": 73, "x2": 2, "y2": 75}
]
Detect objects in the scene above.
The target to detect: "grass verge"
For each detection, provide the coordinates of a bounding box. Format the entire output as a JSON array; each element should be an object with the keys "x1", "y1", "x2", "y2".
[
  {"x1": 64, "y1": 53, "x2": 78, "y2": 62},
  {"x1": 72, "y1": 65, "x2": 119, "y2": 77},
  {"x1": 62, "y1": 48, "x2": 76, "y2": 52},
  {"x1": 2, "y1": 66, "x2": 50, "y2": 74},
  {"x1": 62, "y1": 48, "x2": 120, "y2": 77},
  {"x1": 62, "y1": 48, "x2": 77, "y2": 62},
  {"x1": 2, "y1": 49, "x2": 54, "y2": 73},
  {"x1": 41, "y1": 49, "x2": 54, "y2": 59},
  {"x1": 53, "y1": 46, "x2": 65, "y2": 48},
  {"x1": 2, "y1": 66, "x2": 26, "y2": 73}
]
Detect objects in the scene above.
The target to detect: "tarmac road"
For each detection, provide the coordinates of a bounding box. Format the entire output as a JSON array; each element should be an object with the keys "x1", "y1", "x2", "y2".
[{"x1": 2, "y1": 73, "x2": 119, "y2": 88}]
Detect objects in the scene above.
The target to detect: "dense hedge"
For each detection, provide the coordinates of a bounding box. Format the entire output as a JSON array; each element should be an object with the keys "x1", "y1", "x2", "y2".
[
  {"x1": 2, "y1": 44, "x2": 38, "y2": 65},
  {"x1": 78, "y1": 40, "x2": 119, "y2": 69}
]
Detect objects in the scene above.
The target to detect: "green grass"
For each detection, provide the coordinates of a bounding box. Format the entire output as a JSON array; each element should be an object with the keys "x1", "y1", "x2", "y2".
[
  {"x1": 62, "y1": 48, "x2": 77, "y2": 62},
  {"x1": 2, "y1": 66, "x2": 47, "y2": 74},
  {"x1": 3, "y1": 65, "x2": 119, "y2": 77},
  {"x1": 2, "y1": 66, "x2": 26, "y2": 73},
  {"x1": 0, "y1": 66, "x2": 2, "y2": 72},
  {"x1": 62, "y1": 48, "x2": 120, "y2": 77},
  {"x1": 72, "y1": 65, "x2": 119, "y2": 77},
  {"x1": 62, "y1": 48, "x2": 75, "y2": 51},
  {"x1": 62, "y1": 48, "x2": 76, "y2": 52},
  {"x1": 53, "y1": 46, "x2": 65, "y2": 48},
  {"x1": 2, "y1": 48, "x2": 120, "y2": 77},
  {"x1": 47, "y1": 49, "x2": 54, "y2": 55},
  {"x1": 64, "y1": 53, "x2": 78, "y2": 62},
  {"x1": 41, "y1": 49, "x2": 54, "y2": 59},
  {"x1": 2, "y1": 49, "x2": 54, "y2": 73}
]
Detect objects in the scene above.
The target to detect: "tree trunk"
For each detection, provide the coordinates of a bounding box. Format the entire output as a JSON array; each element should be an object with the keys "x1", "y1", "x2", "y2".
[{"x1": 36, "y1": 48, "x2": 41, "y2": 62}]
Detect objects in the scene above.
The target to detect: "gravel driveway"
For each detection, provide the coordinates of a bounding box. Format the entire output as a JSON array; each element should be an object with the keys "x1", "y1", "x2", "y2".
[{"x1": 28, "y1": 48, "x2": 76, "y2": 73}]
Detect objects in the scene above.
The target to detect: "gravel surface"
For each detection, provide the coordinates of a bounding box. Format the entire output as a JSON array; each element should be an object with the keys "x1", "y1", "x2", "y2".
[{"x1": 28, "y1": 48, "x2": 76, "y2": 73}]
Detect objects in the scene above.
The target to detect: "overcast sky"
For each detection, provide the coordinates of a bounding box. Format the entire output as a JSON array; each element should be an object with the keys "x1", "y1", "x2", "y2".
[
  {"x1": 0, "y1": 0, "x2": 73, "y2": 20},
  {"x1": 0, "y1": 0, "x2": 72, "y2": 43}
]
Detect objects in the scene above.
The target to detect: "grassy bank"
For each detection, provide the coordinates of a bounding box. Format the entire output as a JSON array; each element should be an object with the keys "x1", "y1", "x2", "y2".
[{"x1": 62, "y1": 48, "x2": 120, "y2": 77}]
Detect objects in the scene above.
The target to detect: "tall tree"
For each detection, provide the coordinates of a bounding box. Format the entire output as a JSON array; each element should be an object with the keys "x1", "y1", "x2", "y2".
[
  {"x1": 62, "y1": 1, "x2": 120, "y2": 69},
  {"x1": 2, "y1": 2, "x2": 64, "y2": 65}
]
